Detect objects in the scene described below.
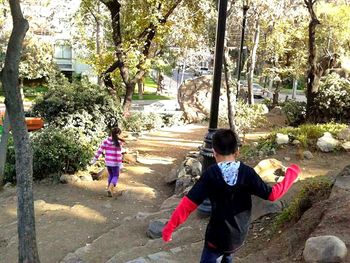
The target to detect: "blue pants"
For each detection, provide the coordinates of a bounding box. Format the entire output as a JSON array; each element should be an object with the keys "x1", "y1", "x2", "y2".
[{"x1": 200, "y1": 245, "x2": 233, "y2": 263}]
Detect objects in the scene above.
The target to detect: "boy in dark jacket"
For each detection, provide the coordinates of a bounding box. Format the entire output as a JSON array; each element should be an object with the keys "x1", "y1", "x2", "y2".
[{"x1": 162, "y1": 129, "x2": 300, "y2": 263}]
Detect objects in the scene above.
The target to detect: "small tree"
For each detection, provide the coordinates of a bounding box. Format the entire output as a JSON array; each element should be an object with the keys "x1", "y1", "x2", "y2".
[
  {"x1": 0, "y1": 0, "x2": 40, "y2": 262},
  {"x1": 304, "y1": 0, "x2": 321, "y2": 121}
]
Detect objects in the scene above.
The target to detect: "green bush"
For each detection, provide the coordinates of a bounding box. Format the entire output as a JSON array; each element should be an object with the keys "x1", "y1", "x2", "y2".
[
  {"x1": 276, "y1": 122, "x2": 347, "y2": 148},
  {"x1": 122, "y1": 112, "x2": 165, "y2": 132},
  {"x1": 281, "y1": 100, "x2": 306, "y2": 126},
  {"x1": 219, "y1": 99, "x2": 267, "y2": 136},
  {"x1": 32, "y1": 78, "x2": 122, "y2": 140},
  {"x1": 314, "y1": 73, "x2": 350, "y2": 122},
  {"x1": 4, "y1": 137, "x2": 16, "y2": 183},
  {"x1": 4, "y1": 128, "x2": 94, "y2": 182}
]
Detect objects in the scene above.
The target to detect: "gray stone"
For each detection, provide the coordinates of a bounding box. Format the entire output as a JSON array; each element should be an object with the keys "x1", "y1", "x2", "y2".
[
  {"x1": 317, "y1": 132, "x2": 340, "y2": 152},
  {"x1": 303, "y1": 151, "x2": 314, "y2": 160},
  {"x1": 251, "y1": 196, "x2": 282, "y2": 221},
  {"x1": 60, "y1": 174, "x2": 80, "y2": 184},
  {"x1": 170, "y1": 247, "x2": 182, "y2": 254},
  {"x1": 178, "y1": 75, "x2": 232, "y2": 123},
  {"x1": 337, "y1": 127, "x2": 350, "y2": 141},
  {"x1": 125, "y1": 257, "x2": 148, "y2": 263},
  {"x1": 186, "y1": 159, "x2": 202, "y2": 178},
  {"x1": 146, "y1": 219, "x2": 167, "y2": 239},
  {"x1": 147, "y1": 251, "x2": 174, "y2": 262},
  {"x1": 341, "y1": 141, "x2": 350, "y2": 151},
  {"x1": 160, "y1": 196, "x2": 181, "y2": 210},
  {"x1": 164, "y1": 167, "x2": 178, "y2": 184},
  {"x1": 61, "y1": 253, "x2": 86, "y2": 263},
  {"x1": 334, "y1": 165, "x2": 350, "y2": 190},
  {"x1": 276, "y1": 133, "x2": 289, "y2": 145},
  {"x1": 303, "y1": 235, "x2": 347, "y2": 263},
  {"x1": 284, "y1": 157, "x2": 291, "y2": 161},
  {"x1": 174, "y1": 176, "x2": 192, "y2": 194},
  {"x1": 292, "y1": 139, "x2": 301, "y2": 145},
  {"x1": 79, "y1": 174, "x2": 93, "y2": 182}
]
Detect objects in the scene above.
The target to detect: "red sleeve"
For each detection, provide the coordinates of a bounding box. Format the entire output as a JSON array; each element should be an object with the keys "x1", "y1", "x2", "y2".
[
  {"x1": 268, "y1": 164, "x2": 301, "y2": 201},
  {"x1": 162, "y1": 196, "x2": 198, "y2": 242}
]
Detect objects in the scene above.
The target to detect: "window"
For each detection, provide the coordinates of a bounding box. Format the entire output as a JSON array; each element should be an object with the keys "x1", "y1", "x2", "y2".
[{"x1": 54, "y1": 45, "x2": 72, "y2": 59}]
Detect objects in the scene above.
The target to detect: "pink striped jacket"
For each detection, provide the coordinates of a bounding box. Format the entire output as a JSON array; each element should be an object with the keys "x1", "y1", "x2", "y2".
[{"x1": 94, "y1": 137, "x2": 123, "y2": 167}]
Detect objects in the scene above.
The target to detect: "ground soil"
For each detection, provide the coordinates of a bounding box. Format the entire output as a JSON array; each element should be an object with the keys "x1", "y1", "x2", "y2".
[{"x1": 0, "y1": 123, "x2": 349, "y2": 263}]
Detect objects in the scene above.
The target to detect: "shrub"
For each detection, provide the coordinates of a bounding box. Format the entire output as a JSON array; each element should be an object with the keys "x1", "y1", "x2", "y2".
[
  {"x1": 281, "y1": 100, "x2": 306, "y2": 126},
  {"x1": 121, "y1": 112, "x2": 164, "y2": 132},
  {"x1": 314, "y1": 73, "x2": 350, "y2": 122},
  {"x1": 219, "y1": 99, "x2": 267, "y2": 137},
  {"x1": 274, "y1": 177, "x2": 333, "y2": 229},
  {"x1": 276, "y1": 122, "x2": 347, "y2": 148},
  {"x1": 32, "y1": 78, "x2": 122, "y2": 140},
  {"x1": 32, "y1": 128, "x2": 94, "y2": 179},
  {"x1": 4, "y1": 137, "x2": 16, "y2": 183},
  {"x1": 4, "y1": 128, "x2": 94, "y2": 182}
]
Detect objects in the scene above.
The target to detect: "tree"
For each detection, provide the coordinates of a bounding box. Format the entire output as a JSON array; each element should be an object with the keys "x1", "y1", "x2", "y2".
[
  {"x1": 99, "y1": 0, "x2": 185, "y2": 112},
  {"x1": 0, "y1": 0, "x2": 40, "y2": 262},
  {"x1": 304, "y1": 0, "x2": 321, "y2": 120}
]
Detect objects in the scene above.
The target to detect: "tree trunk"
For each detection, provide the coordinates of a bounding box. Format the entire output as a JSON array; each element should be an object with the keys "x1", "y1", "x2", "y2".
[
  {"x1": 292, "y1": 78, "x2": 298, "y2": 99},
  {"x1": 305, "y1": 0, "x2": 321, "y2": 121},
  {"x1": 0, "y1": 1, "x2": 40, "y2": 262},
  {"x1": 224, "y1": 49, "x2": 236, "y2": 132},
  {"x1": 137, "y1": 78, "x2": 144, "y2": 100},
  {"x1": 123, "y1": 82, "x2": 136, "y2": 113},
  {"x1": 0, "y1": 112, "x2": 10, "y2": 187},
  {"x1": 272, "y1": 80, "x2": 281, "y2": 107},
  {"x1": 96, "y1": 2, "x2": 102, "y2": 86},
  {"x1": 247, "y1": 18, "x2": 260, "y2": 105}
]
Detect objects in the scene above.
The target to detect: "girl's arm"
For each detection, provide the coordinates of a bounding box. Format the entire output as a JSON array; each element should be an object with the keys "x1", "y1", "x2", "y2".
[{"x1": 92, "y1": 140, "x2": 106, "y2": 163}]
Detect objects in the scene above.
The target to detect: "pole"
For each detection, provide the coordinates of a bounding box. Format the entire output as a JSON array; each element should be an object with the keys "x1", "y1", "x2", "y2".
[
  {"x1": 236, "y1": 5, "x2": 249, "y2": 95},
  {"x1": 198, "y1": 0, "x2": 228, "y2": 216}
]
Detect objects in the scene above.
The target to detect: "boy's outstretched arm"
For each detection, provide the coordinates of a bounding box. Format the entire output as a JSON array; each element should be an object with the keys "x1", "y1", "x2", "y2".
[
  {"x1": 268, "y1": 164, "x2": 301, "y2": 201},
  {"x1": 162, "y1": 196, "x2": 198, "y2": 242}
]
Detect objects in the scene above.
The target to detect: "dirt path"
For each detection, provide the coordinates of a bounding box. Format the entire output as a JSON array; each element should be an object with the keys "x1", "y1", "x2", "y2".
[
  {"x1": 0, "y1": 124, "x2": 207, "y2": 263},
  {"x1": 0, "y1": 123, "x2": 349, "y2": 263}
]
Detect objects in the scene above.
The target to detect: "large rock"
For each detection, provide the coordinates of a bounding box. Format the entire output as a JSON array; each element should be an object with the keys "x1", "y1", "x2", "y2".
[
  {"x1": 251, "y1": 196, "x2": 282, "y2": 221},
  {"x1": 334, "y1": 165, "x2": 350, "y2": 190},
  {"x1": 317, "y1": 132, "x2": 340, "y2": 152},
  {"x1": 276, "y1": 133, "x2": 289, "y2": 145},
  {"x1": 60, "y1": 174, "x2": 80, "y2": 184},
  {"x1": 303, "y1": 235, "x2": 348, "y2": 263},
  {"x1": 146, "y1": 219, "x2": 167, "y2": 239},
  {"x1": 164, "y1": 167, "x2": 179, "y2": 184},
  {"x1": 178, "y1": 75, "x2": 228, "y2": 123},
  {"x1": 121, "y1": 186, "x2": 157, "y2": 201},
  {"x1": 174, "y1": 175, "x2": 192, "y2": 194},
  {"x1": 342, "y1": 141, "x2": 350, "y2": 151},
  {"x1": 254, "y1": 158, "x2": 283, "y2": 182},
  {"x1": 303, "y1": 150, "x2": 314, "y2": 160},
  {"x1": 185, "y1": 158, "x2": 202, "y2": 178},
  {"x1": 337, "y1": 127, "x2": 350, "y2": 141}
]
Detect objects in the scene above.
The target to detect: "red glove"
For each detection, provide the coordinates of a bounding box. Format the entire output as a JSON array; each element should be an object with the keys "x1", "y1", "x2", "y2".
[
  {"x1": 268, "y1": 164, "x2": 301, "y2": 201},
  {"x1": 162, "y1": 196, "x2": 198, "y2": 242}
]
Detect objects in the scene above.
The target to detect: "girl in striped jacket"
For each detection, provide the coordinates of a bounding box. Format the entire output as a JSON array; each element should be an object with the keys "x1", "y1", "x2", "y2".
[{"x1": 92, "y1": 127, "x2": 125, "y2": 197}]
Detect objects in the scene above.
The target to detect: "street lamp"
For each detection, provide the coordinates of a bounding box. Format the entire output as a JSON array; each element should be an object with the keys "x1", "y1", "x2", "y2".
[
  {"x1": 236, "y1": 0, "x2": 250, "y2": 95},
  {"x1": 197, "y1": 0, "x2": 228, "y2": 215}
]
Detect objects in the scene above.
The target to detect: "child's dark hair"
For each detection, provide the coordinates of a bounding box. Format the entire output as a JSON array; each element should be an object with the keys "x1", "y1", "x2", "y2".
[
  {"x1": 110, "y1": 127, "x2": 125, "y2": 147},
  {"x1": 212, "y1": 129, "x2": 240, "y2": 155}
]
